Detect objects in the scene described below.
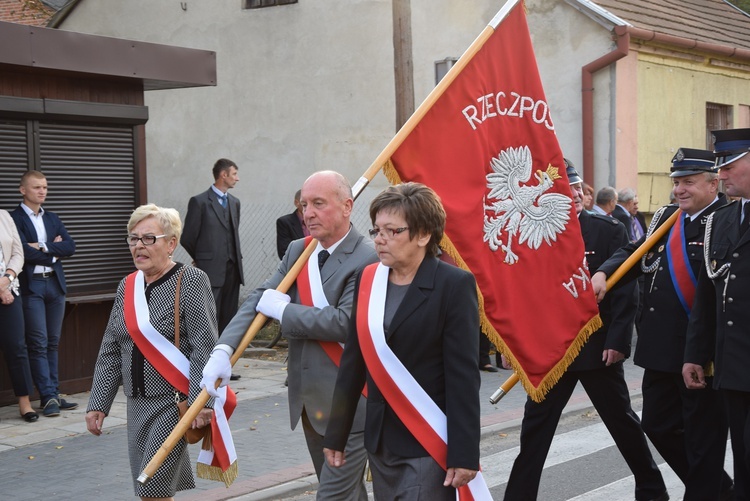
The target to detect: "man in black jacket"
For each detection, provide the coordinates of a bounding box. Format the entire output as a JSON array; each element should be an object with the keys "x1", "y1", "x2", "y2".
[
  {"x1": 683, "y1": 128, "x2": 750, "y2": 500},
  {"x1": 593, "y1": 148, "x2": 733, "y2": 500},
  {"x1": 503, "y1": 161, "x2": 667, "y2": 501}
]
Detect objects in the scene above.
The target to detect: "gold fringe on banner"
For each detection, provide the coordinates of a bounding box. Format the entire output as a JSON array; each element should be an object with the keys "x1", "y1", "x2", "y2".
[
  {"x1": 195, "y1": 430, "x2": 239, "y2": 487},
  {"x1": 382, "y1": 158, "x2": 603, "y2": 402},
  {"x1": 197, "y1": 461, "x2": 238, "y2": 488}
]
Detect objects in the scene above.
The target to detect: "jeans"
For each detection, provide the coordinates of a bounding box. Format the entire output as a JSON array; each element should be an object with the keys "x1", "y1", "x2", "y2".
[{"x1": 22, "y1": 277, "x2": 65, "y2": 403}]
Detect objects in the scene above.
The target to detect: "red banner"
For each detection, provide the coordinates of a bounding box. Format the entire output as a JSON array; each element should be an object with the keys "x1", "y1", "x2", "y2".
[{"x1": 385, "y1": 0, "x2": 601, "y2": 400}]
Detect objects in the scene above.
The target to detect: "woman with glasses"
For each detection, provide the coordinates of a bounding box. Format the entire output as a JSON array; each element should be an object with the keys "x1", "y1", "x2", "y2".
[
  {"x1": 85, "y1": 204, "x2": 216, "y2": 500},
  {"x1": 0, "y1": 209, "x2": 37, "y2": 422},
  {"x1": 323, "y1": 183, "x2": 486, "y2": 500}
]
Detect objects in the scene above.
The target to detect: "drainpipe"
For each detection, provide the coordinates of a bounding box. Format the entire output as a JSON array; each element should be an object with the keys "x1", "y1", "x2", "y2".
[
  {"x1": 581, "y1": 30, "x2": 629, "y2": 186},
  {"x1": 581, "y1": 25, "x2": 750, "y2": 187}
]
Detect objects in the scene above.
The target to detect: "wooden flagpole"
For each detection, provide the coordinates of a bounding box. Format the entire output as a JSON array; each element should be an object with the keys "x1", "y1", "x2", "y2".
[
  {"x1": 489, "y1": 208, "x2": 683, "y2": 404},
  {"x1": 140, "y1": 0, "x2": 522, "y2": 484}
]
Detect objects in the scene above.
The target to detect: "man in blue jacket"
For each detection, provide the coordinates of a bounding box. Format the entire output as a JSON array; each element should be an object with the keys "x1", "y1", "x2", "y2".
[{"x1": 11, "y1": 171, "x2": 76, "y2": 417}]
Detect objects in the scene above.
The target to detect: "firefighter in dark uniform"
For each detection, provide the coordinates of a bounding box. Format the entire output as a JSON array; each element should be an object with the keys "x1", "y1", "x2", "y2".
[
  {"x1": 592, "y1": 148, "x2": 733, "y2": 500},
  {"x1": 504, "y1": 161, "x2": 667, "y2": 501},
  {"x1": 684, "y1": 128, "x2": 750, "y2": 501}
]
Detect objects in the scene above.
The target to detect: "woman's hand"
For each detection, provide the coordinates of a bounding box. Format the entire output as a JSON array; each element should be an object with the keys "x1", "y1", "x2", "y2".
[
  {"x1": 86, "y1": 411, "x2": 106, "y2": 436},
  {"x1": 0, "y1": 289, "x2": 14, "y2": 305},
  {"x1": 193, "y1": 408, "x2": 214, "y2": 429}
]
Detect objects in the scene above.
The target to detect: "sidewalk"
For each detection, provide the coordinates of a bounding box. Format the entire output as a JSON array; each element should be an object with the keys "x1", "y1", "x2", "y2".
[{"x1": 0, "y1": 348, "x2": 644, "y2": 501}]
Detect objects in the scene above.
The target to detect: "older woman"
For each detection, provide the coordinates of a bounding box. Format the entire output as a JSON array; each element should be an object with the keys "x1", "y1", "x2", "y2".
[
  {"x1": 323, "y1": 183, "x2": 487, "y2": 500},
  {"x1": 85, "y1": 204, "x2": 216, "y2": 500},
  {"x1": 0, "y1": 209, "x2": 37, "y2": 422}
]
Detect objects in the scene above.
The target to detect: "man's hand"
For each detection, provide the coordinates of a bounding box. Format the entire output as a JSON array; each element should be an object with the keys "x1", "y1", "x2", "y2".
[
  {"x1": 591, "y1": 271, "x2": 608, "y2": 303},
  {"x1": 256, "y1": 289, "x2": 291, "y2": 321},
  {"x1": 444, "y1": 467, "x2": 477, "y2": 488},
  {"x1": 200, "y1": 349, "x2": 232, "y2": 397},
  {"x1": 324, "y1": 448, "x2": 346, "y2": 468},
  {"x1": 682, "y1": 363, "x2": 707, "y2": 389},
  {"x1": 85, "y1": 410, "x2": 106, "y2": 436},
  {"x1": 601, "y1": 349, "x2": 625, "y2": 366}
]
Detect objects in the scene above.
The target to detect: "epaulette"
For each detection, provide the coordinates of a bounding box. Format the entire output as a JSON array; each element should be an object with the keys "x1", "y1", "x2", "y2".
[
  {"x1": 713, "y1": 200, "x2": 739, "y2": 213},
  {"x1": 590, "y1": 213, "x2": 620, "y2": 225}
]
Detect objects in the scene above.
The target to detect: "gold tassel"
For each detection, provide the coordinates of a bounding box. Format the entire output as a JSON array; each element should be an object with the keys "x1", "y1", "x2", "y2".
[{"x1": 197, "y1": 460, "x2": 238, "y2": 488}]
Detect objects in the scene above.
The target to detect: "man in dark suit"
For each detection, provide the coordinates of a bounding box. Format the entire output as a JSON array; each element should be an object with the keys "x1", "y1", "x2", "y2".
[
  {"x1": 612, "y1": 196, "x2": 635, "y2": 240},
  {"x1": 684, "y1": 128, "x2": 750, "y2": 500},
  {"x1": 201, "y1": 171, "x2": 377, "y2": 500},
  {"x1": 618, "y1": 187, "x2": 646, "y2": 241},
  {"x1": 592, "y1": 185, "x2": 617, "y2": 216},
  {"x1": 11, "y1": 171, "x2": 77, "y2": 417},
  {"x1": 593, "y1": 148, "x2": 733, "y2": 500},
  {"x1": 275, "y1": 189, "x2": 306, "y2": 259},
  {"x1": 181, "y1": 158, "x2": 244, "y2": 337},
  {"x1": 503, "y1": 162, "x2": 667, "y2": 501}
]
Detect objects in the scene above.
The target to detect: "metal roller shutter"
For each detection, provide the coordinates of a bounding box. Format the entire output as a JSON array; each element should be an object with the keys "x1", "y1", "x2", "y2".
[
  {"x1": 37, "y1": 122, "x2": 137, "y2": 296},
  {"x1": 0, "y1": 120, "x2": 31, "y2": 208}
]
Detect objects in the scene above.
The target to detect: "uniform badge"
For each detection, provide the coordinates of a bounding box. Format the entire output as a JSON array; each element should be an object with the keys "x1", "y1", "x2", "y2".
[{"x1": 658, "y1": 245, "x2": 665, "y2": 253}]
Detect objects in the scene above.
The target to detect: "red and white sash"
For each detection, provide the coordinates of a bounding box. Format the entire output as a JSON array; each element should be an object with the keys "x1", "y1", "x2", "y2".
[
  {"x1": 296, "y1": 236, "x2": 346, "y2": 368},
  {"x1": 356, "y1": 263, "x2": 491, "y2": 501},
  {"x1": 123, "y1": 270, "x2": 237, "y2": 472}
]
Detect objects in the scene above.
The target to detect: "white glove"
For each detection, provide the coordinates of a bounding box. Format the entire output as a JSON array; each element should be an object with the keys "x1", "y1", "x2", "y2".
[
  {"x1": 256, "y1": 289, "x2": 291, "y2": 322},
  {"x1": 200, "y1": 348, "x2": 232, "y2": 398}
]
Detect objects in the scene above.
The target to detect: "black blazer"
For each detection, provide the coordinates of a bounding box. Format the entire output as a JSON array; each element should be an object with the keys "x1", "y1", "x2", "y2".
[
  {"x1": 569, "y1": 210, "x2": 637, "y2": 370},
  {"x1": 10, "y1": 205, "x2": 75, "y2": 295},
  {"x1": 181, "y1": 188, "x2": 244, "y2": 287},
  {"x1": 598, "y1": 196, "x2": 727, "y2": 373},
  {"x1": 323, "y1": 256, "x2": 481, "y2": 470},
  {"x1": 275, "y1": 211, "x2": 305, "y2": 259},
  {"x1": 612, "y1": 204, "x2": 635, "y2": 240},
  {"x1": 686, "y1": 201, "x2": 750, "y2": 392}
]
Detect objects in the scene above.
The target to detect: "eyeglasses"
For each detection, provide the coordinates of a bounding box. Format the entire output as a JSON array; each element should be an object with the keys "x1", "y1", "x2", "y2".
[
  {"x1": 368, "y1": 227, "x2": 409, "y2": 239},
  {"x1": 126, "y1": 234, "x2": 167, "y2": 246}
]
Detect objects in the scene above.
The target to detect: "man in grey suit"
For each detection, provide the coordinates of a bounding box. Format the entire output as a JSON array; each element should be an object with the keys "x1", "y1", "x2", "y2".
[
  {"x1": 181, "y1": 158, "x2": 244, "y2": 336},
  {"x1": 201, "y1": 170, "x2": 376, "y2": 500}
]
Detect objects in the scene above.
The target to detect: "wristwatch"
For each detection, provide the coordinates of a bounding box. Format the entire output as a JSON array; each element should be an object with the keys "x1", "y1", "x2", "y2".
[{"x1": 3, "y1": 273, "x2": 12, "y2": 280}]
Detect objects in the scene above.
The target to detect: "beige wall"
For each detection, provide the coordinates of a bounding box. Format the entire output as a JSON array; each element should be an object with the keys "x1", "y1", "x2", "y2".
[{"x1": 636, "y1": 51, "x2": 750, "y2": 211}]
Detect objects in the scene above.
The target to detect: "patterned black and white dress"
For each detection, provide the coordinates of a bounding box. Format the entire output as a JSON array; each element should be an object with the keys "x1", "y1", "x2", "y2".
[{"x1": 87, "y1": 263, "x2": 217, "y2": 497}]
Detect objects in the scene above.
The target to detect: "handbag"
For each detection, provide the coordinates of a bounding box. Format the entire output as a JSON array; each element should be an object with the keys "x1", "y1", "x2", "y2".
[{"x1": 173, "y1": 267, "x2": 210, "y2": 445}]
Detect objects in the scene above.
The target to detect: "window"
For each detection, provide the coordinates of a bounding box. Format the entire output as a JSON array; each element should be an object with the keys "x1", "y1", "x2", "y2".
[
  {"x1": 243, "y1": 0, "x2": 297, "y2": 9},
  {"x1": 435, "y1": 57, "x2": 458, "y2": 85},
  {"x1": 706, "y1": 102, "x2": 733, "y2": 149}
]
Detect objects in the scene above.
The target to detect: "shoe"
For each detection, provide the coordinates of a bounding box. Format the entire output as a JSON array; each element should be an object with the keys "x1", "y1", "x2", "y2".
[
  {"x1": 230, "y1": 373, "x2": 241, "y2": 381},
  {"x1": 58, "y1": 396, "x2": 78, "y2": 411},
  {"x1": 21, "y1": 411, "x2": 39, "y2": 422},
  {"x1": 42, "y1": 398, "x2": 60, "y2": 417},
  {"x1": 480, "y1": 364, "x2": 499, "y2": 373}
]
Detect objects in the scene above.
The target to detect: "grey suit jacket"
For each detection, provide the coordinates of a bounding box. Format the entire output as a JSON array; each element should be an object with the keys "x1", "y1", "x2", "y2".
[
  {"x1": 219, "y1": 226, "x2": 377, "y2": 434},
  {"x1": 181, "y1": 188, "x2": 244, "y2": 287}
]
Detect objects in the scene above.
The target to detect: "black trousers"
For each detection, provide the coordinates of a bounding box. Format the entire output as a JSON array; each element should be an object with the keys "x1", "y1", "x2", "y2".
[
  {"x1": 504, "y1": 362, "x2": 665, "y2": 501},
  {"x1": 722, "y1": 389, "x2": 750, "y2": 501},
  {"x1": 0, "y1": 296, "x2": 33, "y2": 397},
  {"x1": 641, "y1": 369, "x2": 733, "y2": 500},
  {"x1": 212, "y1": 259, "x2": 241, "y2": 335}
]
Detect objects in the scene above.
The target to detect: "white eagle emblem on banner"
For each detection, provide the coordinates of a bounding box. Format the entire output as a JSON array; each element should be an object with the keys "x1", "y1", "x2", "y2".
[{"x1": 483, "y1": 146, "x2": 572, "y2": 264}]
